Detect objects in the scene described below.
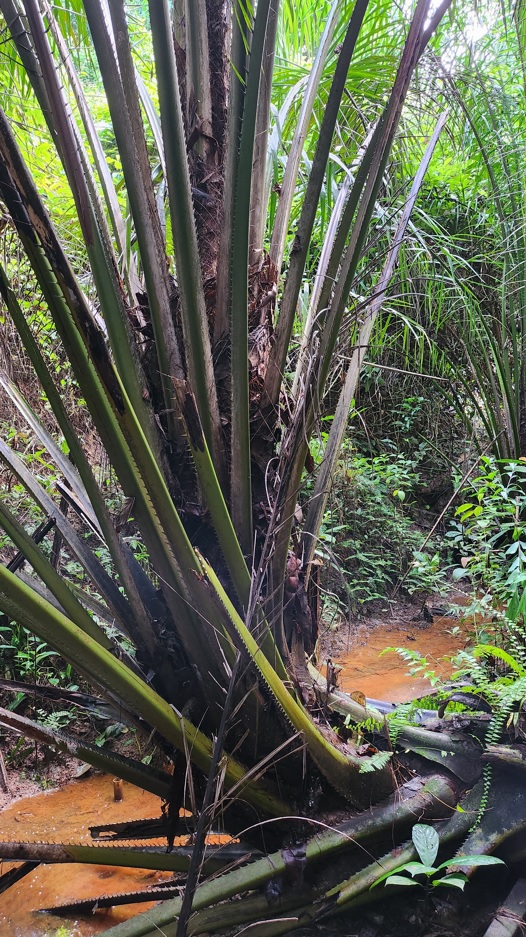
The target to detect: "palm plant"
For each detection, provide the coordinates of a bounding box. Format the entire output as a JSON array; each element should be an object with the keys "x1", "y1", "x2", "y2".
[
  {"x1": 0, "y1": 0, "x2": 470, "y2": 933},
  {"x1": 378, "y1": 6, "x2": 526, "y2": 468}
]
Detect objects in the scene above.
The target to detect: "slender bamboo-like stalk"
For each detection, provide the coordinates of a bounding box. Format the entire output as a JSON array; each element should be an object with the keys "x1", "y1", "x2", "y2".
[
  {"x1": 0, "y1": 436, "x2": 134, "y2": 635},
  {"x1": 0, "y1": 368, "x2": 98, "y2": 531},
  {"x1": 268, "y1": 0, "x2": 452, "y2": 616},
  {"x1": 263, "y1": 0, "x2": 370, "y2": 413},
  {"x1": 301, "y1": 111, "x2": 448, "y2": 575},
  {"x1": 84, "y1": 0, "x2": 184, "y2": 446},
  {"x1": 171, "y1": 378, "x2": 273, "y2": 659},
  {"x1": 249, "y1": 0, "x2": 280, "y2": 266},
  {"x1": 230, "y1": 0, "x2": 274, "y2": 555},
  {"x1": 0, "y1": 499, "x2": 115, "y2": 648},
  {"x1": 149, "y1": 0, "x2": 224, "y2": 479},
  {"x1": 0, "y1": 266, "x2": 165, "y2": 659},
  {"x1": 290, "y1": 127, "x2": 375, "y2": 400},
  {"x1": 171, "y1": 380, "x2": 287, "y2": 690},
  {"x1": 269, "y1": 0, "x2": 341, "y2": 274},
  {"x1": 39, "y1": 0, "x2": 140, "y2": 297},
  {"x1": 185, "y1": 0, "x2": 214, "y2": 154},
  {"x1": 10, "y1": 0, "x2": 153, "y2": 436},
  {"x1": 214, "y1": 0, "x2": 250, "y2": 344},
  {"x1": 0, "y1": 841, "x2": 229, "y2": 874}
]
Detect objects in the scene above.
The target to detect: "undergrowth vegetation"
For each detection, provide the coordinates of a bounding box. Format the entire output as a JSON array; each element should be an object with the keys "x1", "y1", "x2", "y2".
[
  {"x1": 448, "y1": 458, "x2": 526, "y2": 605},
  {"x1": 313, "y1": 439, "x2": 445, "y2": 611},
  {"x1": 1, "y1": 0, "x2": 526, "y2": 935}
]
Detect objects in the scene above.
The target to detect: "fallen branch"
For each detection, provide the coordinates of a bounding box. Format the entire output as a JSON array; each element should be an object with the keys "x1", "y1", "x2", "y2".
[{"x1": 100, "y1": 774, "x2": 458, "y2": 937}]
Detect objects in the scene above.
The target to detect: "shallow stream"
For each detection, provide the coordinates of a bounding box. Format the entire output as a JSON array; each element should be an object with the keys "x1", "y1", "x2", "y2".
[
  {"x1": 0, "y1": 775, "x2": 176, "y2": 936},
  {"x1": 0, "y1": 612, "x2": 472, "y2": 936},
  {"x1": 334, "y1": 610, "x2": 470, "y2": 702}
]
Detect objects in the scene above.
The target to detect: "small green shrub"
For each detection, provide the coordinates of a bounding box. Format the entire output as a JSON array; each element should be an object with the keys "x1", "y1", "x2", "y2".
[
  {"x1": 447, "y1": 456, "x2": 526, "y2": 604},
  {"x1": 0, "y1": 620, "x2": 74, "y2": 686},
  {"x1": 36, "y1": 708, "x2": 76, "y2": 732},
  {"x1": 371, "y1": 822, "x2": 504, "y2": 891},
  {"x1": 314, "y1": 443, "x2": 446, "y2": 610}
]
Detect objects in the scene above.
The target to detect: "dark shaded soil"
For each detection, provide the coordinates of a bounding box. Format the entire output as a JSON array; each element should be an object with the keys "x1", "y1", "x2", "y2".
[{"x1": 293, "y1": 883, "x2": 506, "y2": 937}]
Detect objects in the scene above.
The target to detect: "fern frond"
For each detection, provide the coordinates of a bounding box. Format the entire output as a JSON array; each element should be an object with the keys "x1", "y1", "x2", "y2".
[
  {"x1": 473, "y1": 644, "x2": 526, "y2": 677},
  {"x1": 358, "y1": 751, "x2": 393, "y2": 774}
]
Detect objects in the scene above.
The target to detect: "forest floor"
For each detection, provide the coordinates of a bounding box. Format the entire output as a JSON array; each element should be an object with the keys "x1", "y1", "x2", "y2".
[
  {"x1": 0, "y1": 752, "x2": 79, "y2": 809},
  {"x1": 0, "y1": 592, "x2": 505, "y2": 937},
  {"x1": 293, "y1": 883, "x2": 507, "y2": 937}
]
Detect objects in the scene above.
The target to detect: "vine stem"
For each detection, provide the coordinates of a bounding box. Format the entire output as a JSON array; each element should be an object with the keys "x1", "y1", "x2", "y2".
[{"x1": 176, "y1": 654, "x2": 242, "y2": 937}]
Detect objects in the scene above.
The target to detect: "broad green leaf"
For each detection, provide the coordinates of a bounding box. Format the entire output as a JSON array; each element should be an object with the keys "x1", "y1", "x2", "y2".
[
  {"x1": 384, "y1": 874, "x2": 418, "y2": 887},
  {"x1": 436, "y1": 855, "x2": 506, "y2": 871},
  {"x1": 434, "y1": 874, "x2": 467, "y2": 890},
  {"x1": 456, "y1": 503, "x2": 476, "y2": 515},
  {"x1": 412, "y1": 823, "x2": 439, "y2": 866},
  {"x1": 401, "y1": 861, "x2": 437, "y2": 877},
  {"x1": 370, "y1": 862, "x2": 418, "y2": 888}
]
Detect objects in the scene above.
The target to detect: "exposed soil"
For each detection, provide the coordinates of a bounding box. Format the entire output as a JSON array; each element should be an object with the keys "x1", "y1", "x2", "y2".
[{"x1": 0, "y1": 754, "x2": 82, "y2": 812}]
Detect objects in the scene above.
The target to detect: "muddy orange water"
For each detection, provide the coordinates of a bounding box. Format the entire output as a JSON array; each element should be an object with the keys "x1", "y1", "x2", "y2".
[
  {"x1": 0, "y1": 774, "x2": 180, "y2": 936},
  {"x1": 335, "y1": 613, "x2": 471, "y2": 703},
  {"x1": 0, "y1": 615, "x2": 472, "y2": 935}
]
